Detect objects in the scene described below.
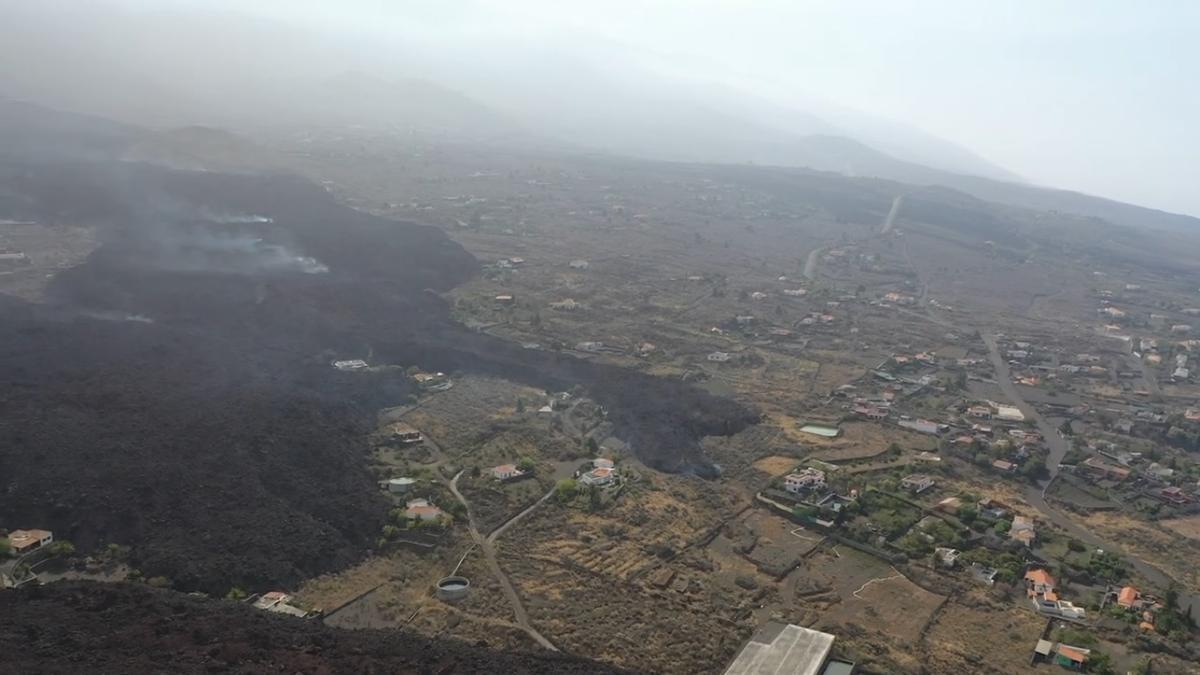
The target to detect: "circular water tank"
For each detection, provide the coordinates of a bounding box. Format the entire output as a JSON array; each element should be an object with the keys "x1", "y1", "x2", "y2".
[
  {"x1": 386, "y1": 477, "x2": 416, "y2": 493},
  {"x1": 436, "y1": 576, "x2": 470, "y2": 602}
]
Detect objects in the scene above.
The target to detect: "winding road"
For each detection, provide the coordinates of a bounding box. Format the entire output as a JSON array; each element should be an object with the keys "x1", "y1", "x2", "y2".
[
  {"x1": 447, "y1": 471, "x2": 558, "y2": 650},
  {"x1": 982, "y1": 335, "x2": 1199, "y2": 621}
]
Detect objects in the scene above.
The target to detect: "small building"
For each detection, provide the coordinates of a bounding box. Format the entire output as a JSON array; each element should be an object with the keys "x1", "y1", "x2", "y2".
[
  {"x1": 579, "y1": 466, "x2": 617, "y2": 487},
  {"x1": 1034, "y1": 640, "x2": 1090, "y2": 671},
  {"x1": 1117, "y1": 585, "x2": 1141, "y2": 609},
  {"x1": 935, "y1": 547, "x2": 961, "y2": 568},
  {"x1": 991, "y1": 459, "x2": 1016, "y2": 473},
  {"x1": 1034, "y1": 598, "x2": 1087, "y2": 620},
  {"x1": 491, "y1": 464, "x2": 526, "y2": 481},
  {"x1": 1025, "y1": 568, "x2": 1057, "y2": 599},
  {"x1": 723, "y1": 622, "x2": 850, "y2": 675},
  {"x1": 591, "y1": 458, "x2": 615, "y2": 470},
  {"x1": 995, "y1": 404, "x2": 1025, "y2": 422},
  {"x1": 6, "y1": 529, "x2": 53, "y2": 555},
  {"x1": 404, "y1": 498, "x2": 444, "y2": 522},
  {"x1": 966, "y1": 405, "x2": 993, "y2": 419},
  {"x1": 1158, "y1": 486, "x2": 1194, "y2": 505},
  {"x1": 899, "y1": 474, "x2": 936, "y2": 494},
  {"x1": 852, "y1": 405, "x2": 887, "y2": 421},
  {"x1": 390, "y1": 423, "x2": 423, "y2": 445},
  {"x1": 253, "y1": 591, "x2": 311, "y2": 618},
  {"x1": 550, "y1": 298, "x2": 580, "y2": 311},
  {"x1": 382, "y1": 477, "x2": 416, "y2": 494},
  {"x1": 1011, "y1": 515, "x2": 1036, "y2": 547},
  {"x1": 784, "y1": 468, "x2": 827, "y2": 494},
  {"x1": 1082, "y1": 456, "x2": 1131, "y2": 481},
  {"x1": 897, "y1": 418, "x2": 943, "y2": 436},
  {"x1": 412, "y1": 371, "x2": 447, "y2": 389}
]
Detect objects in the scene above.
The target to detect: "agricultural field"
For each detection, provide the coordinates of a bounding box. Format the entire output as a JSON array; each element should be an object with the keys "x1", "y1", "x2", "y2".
[{"x1": 921, "y1": 599, "x2": 1047, "y2": 674}]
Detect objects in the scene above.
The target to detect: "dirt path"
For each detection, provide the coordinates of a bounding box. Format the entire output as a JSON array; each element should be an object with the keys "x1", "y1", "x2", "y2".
[
  {"x1": 447, "y1": 471, "x2": 558, "y2": 651},
  {"x1": 851, "y1": 569, "x2": 904, "y2": 599},
  {"x1": 488, "y1": 487, "x2": 555, "y2": 544}
]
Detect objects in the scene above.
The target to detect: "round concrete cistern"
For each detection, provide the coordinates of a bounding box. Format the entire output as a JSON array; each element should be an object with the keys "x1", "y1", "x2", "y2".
[{"x1": 436, "y1": 575, "x2": 470, "y2": 602}]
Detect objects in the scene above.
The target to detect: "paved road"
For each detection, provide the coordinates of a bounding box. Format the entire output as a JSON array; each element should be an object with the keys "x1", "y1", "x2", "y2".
[
  {"x1": 447, "y1": 471, "x2": 557, "y2": 650},
  {"x1": 880, "y1": 195, "x2": 904, "y2": 235},
  {"x1": 803, "y1": 246, "x2": 825, "y2": 281}
]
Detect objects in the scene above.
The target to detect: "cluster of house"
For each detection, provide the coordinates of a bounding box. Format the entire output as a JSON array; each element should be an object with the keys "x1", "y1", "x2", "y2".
[
  {"x1": 949, "y1": 401, "x2": 1048, "y2": 474},
  {"x1": 1063, "y1": 443, "x2": 1199, "y2": 509},
  {"x1": 1102, "y1": 584, "x2": 1163, "y2": 631},
  {"x1": 1025, "y1": 568, "x2": 1087, "y2": 620},
  {"x1": 779, "y1": 467, "x2": 856, "y2": 523}
]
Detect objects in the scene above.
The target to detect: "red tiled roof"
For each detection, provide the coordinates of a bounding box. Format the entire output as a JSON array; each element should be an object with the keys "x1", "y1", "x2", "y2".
[
  {"x1": 1025, "y1": 569, "x2": 1055, "y2": 587},
  {"x1": 1118, "y1": 586, "x2": 1139, "y2": 607}
]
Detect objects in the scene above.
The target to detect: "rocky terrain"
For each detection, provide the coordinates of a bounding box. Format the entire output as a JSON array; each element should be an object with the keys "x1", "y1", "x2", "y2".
[
  {"x1": 0, "y1": 581, "x2": 631, "y2": 674},
  {"x1": 0, "y1": 106, "x2": 754, "y2": 595}
]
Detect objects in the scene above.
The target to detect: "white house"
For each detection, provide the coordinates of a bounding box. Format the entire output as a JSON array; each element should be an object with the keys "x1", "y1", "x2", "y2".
[
  {"x1": 783, "y1": 468, "x2": 826, "y2": 494},
  {"x1": 900, "y1": 474, "x2": 936, "y2": 494},
  {"x1": 491, "y1": 464, "x2": 526, "y2": 481}
]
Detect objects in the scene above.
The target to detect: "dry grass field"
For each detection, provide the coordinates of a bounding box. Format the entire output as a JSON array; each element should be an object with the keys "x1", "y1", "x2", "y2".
[{"x1": 921, "y1": 600, "x2": 1046, "y2": 675}]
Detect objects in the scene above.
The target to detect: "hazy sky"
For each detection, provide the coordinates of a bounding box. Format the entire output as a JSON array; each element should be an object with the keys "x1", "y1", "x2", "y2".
[{"x1": 122, "y1": 0, "x2": 1199, "y2": 216}]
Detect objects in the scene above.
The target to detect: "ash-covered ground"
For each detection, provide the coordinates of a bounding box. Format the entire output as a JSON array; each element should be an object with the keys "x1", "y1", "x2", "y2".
[{"x1": 0, "y1": 155, "x2": 754, "y2": 594}]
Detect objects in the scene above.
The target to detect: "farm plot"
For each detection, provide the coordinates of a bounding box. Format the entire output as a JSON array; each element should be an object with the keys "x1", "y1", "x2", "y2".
[
  {"x1": 1160, "y1": 515, "x2": 1200, "y2": 542},
  {"x1": 921, "y1": 597, "x2": 1046, "y2": 674},
  {"x1": 507, "y1": 480, "x2": 733, "y2": 583},
  {"x1": 803, "y1": 549, "x2": 944, "y2": 645},
  {"x1": 402, "y1": 375, "x2": 548, "y2": 455},
  {"x1": 503, "y1": 552, "x2": 752, "y2": 674}
]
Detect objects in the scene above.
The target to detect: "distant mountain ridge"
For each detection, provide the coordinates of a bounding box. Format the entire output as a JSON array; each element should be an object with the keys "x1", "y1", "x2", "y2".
[{"x1": 0, "y1": 3, "x2": 1195, "y2": 232}]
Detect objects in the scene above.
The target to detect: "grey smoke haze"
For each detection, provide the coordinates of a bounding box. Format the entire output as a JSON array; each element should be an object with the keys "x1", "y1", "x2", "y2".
[{"x1": 3, "y1": 0, "x2": 1196, "y2": 217}]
